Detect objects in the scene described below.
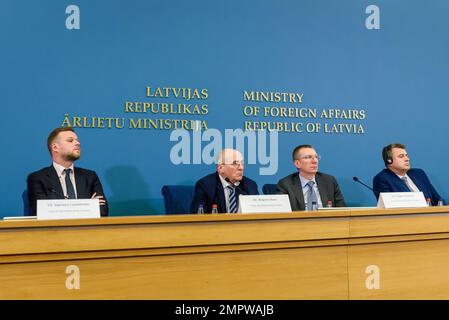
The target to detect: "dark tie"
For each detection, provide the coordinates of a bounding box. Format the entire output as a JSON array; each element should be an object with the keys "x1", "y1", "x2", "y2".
[
  {"x1": 64, "y1": 168, "x2": 76, "y2": 199},
  {"x1": 401, "y1": 176, "x2": 413, "y2": 192},
  {"x1": 227, "y1": 185, "x2": 237, "y2": 213},
  {"x1": 306, "y1": 181, "x2": 318, "y2": 211}
]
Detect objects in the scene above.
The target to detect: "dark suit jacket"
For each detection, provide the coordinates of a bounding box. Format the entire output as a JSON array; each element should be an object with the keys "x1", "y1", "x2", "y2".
[
  {"x1": 372, "y1": 168, "x2": 443, "y2": 206},
  {"x1": 190, "y1": 172, "x2": 259, "y2": 213},
  {"x1": 276, "y1": 172, "x2": 346, "y2": 211},
  {"x1": 27, "y1": 166, "x2": 109, "y2": 216}
]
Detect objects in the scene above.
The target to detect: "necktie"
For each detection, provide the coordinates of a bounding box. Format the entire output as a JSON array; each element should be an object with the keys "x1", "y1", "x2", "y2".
[
  {"x1": 306, "y1": 181, "x2": 318, "y2": 211},
  {"x1": 227, "y1": 185, "x2": 237, "y2": 213},
  {"x1": 64, "y1": 168, "x2": 76, "y2": 199},
  {"x1": 401, "y1": 176, "x2": 413, "y2": 192}
]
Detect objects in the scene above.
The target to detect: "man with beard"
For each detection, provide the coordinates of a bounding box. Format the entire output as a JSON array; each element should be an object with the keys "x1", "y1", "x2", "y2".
[
  {"x1": 27, "y1": 127, "x2": 108, "y2": 216},
  {"x1": 190, "y1": 149, "x2": 259, "y2": 213}
]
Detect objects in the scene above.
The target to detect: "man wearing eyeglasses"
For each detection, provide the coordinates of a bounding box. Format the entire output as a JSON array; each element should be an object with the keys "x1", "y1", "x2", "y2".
[
  {"x1": 190, "y1": 148, "x2": 259, "y2": 213},
  {"x1": 276, "y1": 144, "x2": 345, "y2": 211},
  {"x1": 372, "y1": 143, "x2": 443, "y2": 205}
]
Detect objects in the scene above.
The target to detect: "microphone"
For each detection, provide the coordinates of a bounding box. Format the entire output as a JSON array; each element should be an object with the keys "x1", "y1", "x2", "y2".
[{"x1": 353, "y1": 176, "x2": 373, "y2": 191}]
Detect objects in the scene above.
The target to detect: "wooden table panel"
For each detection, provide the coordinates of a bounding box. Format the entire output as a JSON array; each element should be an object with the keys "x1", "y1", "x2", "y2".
[
  {"x1": 0, "y1": 245, "x2": 349, "y2": 299},
  {"x1": 348, "y1": 239, "x2": 449, "y2": 299},
  {"x1": 1, "y1": 207, "x2": 449, "y2": 299}
]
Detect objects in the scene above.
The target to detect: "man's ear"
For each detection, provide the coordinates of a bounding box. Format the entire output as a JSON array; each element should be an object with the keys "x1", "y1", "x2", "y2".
[
  {"x1": 51, "y1": 142, "x2": 59, "y2": 154},
  {"x1": 293, "y1": 159, "x2": 301, "y2": 170}
]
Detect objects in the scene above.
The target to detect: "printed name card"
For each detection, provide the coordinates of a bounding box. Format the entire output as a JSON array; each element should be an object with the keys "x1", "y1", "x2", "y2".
[
  {"x1": 239, "y1": 195, "x2": 292, "y2": 214},
  {"x1": 37, "y1": 199, "x2": 100, "y2": 220},
  {"x1": 377, "y1": 192, "x2": 427, "y2": 209}
]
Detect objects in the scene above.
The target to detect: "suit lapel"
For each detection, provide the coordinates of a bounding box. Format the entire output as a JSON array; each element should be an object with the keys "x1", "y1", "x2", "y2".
[
  {"x1": 235, "y1": 178, "x2": 245, "y2": 197},
  {"x1": 315, "y1": 173, "x2": 328, "y2": 205},
  {"x1": 407, "y1": 170, "x2": 424, "y2": 192},
  {"x1": 386, "y1": 169, "x2": 410, "y2": 192},
  {"x1": 74, "y1": 168, "x2": 86, "y2": 198},
  {"x1": 214, "y1": 173, "x2": 226, "y2": 212},
  {"x1": 292, "y1": 174, "x2": 306, "y2": 210},
  {"x1": 45, "y1": 166, "x2": 65, "y2": 198}
]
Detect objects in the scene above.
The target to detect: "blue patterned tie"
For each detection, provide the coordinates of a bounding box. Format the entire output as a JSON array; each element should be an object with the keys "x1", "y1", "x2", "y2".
[
  {"x1": 401, "y1": 176, "x2": 412, "y2": 192},
  {"x1": 306, "y1": 181, "x2": 317, "y2": 211},
  {"x1": 64, "y1": 168, "x2": 76, "y2": 199},
  {"x1": 227, "y1": 185, "x2": 237, "y2": 213}
]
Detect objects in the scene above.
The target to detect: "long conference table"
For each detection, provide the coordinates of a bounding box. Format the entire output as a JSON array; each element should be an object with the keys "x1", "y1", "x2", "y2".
[{"x1": 1, "y1": 207, "x2": 449, "y2": 299}]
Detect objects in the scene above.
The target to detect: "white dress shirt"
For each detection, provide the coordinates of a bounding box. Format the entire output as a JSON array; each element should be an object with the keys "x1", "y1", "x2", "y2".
[
  {"x1": 219, "y1": 174, "x2": 241, "y2": 212},
  {"x1": 53, "y1": 162, "x2": 78, "y2": 199},
  {"x1": 299, "y1": 174, "x2": 323, "y2": 208}
]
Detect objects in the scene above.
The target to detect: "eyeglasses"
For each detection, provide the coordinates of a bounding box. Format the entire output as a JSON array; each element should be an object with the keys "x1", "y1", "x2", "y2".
[
  {"x1": 224, "y1": 160, "x2": 245, "y2": 167},
  {"x1": 297, "y1": 155, "x2": 321, "y2": 161}
]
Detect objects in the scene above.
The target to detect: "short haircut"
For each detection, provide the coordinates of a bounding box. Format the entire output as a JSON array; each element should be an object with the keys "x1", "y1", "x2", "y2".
[
  {"x1": 217, "y1": 148, "x2": 242, "y2": 165},
  {"x1": 292, "y1": 144, "x2": 314, "y2": 161},
  {"x1": 47, "y1": 127, "x2": 75, "y2": 154},
  {"x1": 382, "y1": 143, "x2": 406, "y2": 166}
]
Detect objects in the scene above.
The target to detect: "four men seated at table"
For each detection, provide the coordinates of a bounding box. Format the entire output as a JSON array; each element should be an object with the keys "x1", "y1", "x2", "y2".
[{"x1": 25, "y1": 128, "x2": 444, "y2": 215}]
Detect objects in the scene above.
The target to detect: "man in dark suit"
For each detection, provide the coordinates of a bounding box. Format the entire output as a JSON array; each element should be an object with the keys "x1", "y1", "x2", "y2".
[
  {"x1": 277, "y1": 144, "x2": 345, "y2": 211},
  {"x1": 190, "y1": 149, "x2": 259, "y2": 213},
  {"x1": 373, "y1": 143, "x2": 443, "y2": 205},
  {"x1": 27, "y1": 127, "x2": 108, "y2": 216}
]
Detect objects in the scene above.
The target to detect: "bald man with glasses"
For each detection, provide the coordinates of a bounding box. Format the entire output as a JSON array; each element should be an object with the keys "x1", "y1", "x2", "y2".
[
  {"x1": 190, "y1": 149, "x2": 259, "y2": 213},
  {"x1": 276, "y1": 144, "x2": 345, "y2": 211}
]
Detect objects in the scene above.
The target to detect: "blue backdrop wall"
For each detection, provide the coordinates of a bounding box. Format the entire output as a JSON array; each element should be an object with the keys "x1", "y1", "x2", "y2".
[{"x1": 1, "y1": 0, "x2": 448, "y2": 217}]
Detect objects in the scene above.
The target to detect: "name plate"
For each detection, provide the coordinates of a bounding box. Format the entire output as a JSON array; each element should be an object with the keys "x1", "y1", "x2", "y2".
[
  {"x1": 377, "y1": 192, "x2": 427, "y2": 209},
  {"x1": 37, "y1": 199, "x2": 100, "y2": 220},
  {"x1": 239, "y1": 194, "x2": 292, "y2": 214}
]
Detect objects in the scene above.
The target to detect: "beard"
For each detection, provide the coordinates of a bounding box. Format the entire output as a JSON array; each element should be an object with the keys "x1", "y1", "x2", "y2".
[{"x1": 64, "y1": 151, "x2": 81, "y2": 162}]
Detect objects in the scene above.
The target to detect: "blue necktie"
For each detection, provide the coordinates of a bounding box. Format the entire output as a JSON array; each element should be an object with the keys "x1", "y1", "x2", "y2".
[
  {"x1": 306, "y1": 181, "x2": 317, "y2": 211},
  {"x1": 65, "y1": 168, "x2": 76, "y2": 199},
  {"x1": 227, "y1": 185, "x2": 237, "y2": 213}
]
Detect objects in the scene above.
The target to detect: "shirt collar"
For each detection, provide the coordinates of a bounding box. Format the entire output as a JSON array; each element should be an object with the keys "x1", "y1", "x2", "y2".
[
  {"x1": 53, "y1": 161, "x2": 74, "y2": 177},
  {"x1": 395, "y1": 173, "x2": 409, "y2": 179},
  {"x1": 218, "y1": 174, "x2": 241, "y2": 189},
  {"x1": 298, "y1": 173, "x2": 316, "y2": 188}
]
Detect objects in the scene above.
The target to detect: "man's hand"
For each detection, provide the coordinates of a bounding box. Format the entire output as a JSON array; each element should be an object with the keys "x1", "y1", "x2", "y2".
[{"x1": 91, "y1": 192, "x2": 106, "y2": 206}]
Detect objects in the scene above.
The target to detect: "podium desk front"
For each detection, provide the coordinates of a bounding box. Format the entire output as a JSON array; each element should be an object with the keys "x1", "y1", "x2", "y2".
[{"x1": 1, "y1": 207, "x2": 449, "y2": 299}]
